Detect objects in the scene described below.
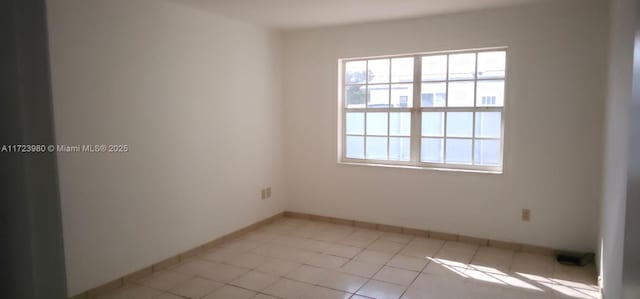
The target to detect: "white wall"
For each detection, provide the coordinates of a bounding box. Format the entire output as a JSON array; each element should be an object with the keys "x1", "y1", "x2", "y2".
[
  {"x1": 283, "y1": 0, "x2": 608, "y2": 252},
  {"x1": 599, "y1": 0, "x2": 635, "y2": 297},
  {"x1": 46, "y1": 0, "x2": 285, "y2": 295}
]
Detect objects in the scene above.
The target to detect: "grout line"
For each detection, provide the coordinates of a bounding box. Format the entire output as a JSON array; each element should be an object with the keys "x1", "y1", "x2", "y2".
[
  {"x1": 468, "y1": 243, "x2": 482, "y2": 265},
  {"x1": 396, "y1": 238, "x2": 448, "y2": 298}
]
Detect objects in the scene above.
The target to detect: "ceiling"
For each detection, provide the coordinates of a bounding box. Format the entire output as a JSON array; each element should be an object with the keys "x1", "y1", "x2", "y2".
[{"x1": 174, "y1": 0, "x2": 542, "y2": 29}]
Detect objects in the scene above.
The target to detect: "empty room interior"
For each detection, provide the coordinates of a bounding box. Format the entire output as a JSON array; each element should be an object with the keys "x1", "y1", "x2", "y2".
[{"x1": 4, "y1": 0, "x2": 640, "y2": 298}]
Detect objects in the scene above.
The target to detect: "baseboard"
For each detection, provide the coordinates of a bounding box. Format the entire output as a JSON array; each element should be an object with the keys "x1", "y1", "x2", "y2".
[
  {"x1": 69, "y1": 211, "x2": 285, "y2": 299},
  {"x1": 283, "y1": 211, "x2": 557, "y2": 256}
]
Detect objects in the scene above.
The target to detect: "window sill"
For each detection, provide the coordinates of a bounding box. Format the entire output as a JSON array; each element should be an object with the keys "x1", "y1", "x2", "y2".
[{"x1": 338, "y1": 160, "x2": 503, "y2": 174}]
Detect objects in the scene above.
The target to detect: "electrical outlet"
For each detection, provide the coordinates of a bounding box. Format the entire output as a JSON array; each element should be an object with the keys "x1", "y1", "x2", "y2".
[
  {"x1": 522, "y1": 209, "x2": 531, "y2": 221},
  {"x1": 266, "y1": 187, "x2": 271, "y2": 198}
]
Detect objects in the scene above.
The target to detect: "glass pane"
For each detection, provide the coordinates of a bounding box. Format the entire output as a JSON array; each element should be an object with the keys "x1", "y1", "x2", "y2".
[
  {"x1": 368, "y1": 59, "x2": 390, "y2": 83},
  {"x1": 446, "y1": 112, "x2": 473, "y2": 137},
  {"x1": 476, "y1": 80, "x2": 504, "y2": 107},
  {"x1": 475, "y1": 112, "x2": 502, "y2": 138},
  {"x1": 390, "y1": 84, "x2": 413, "y2": 108},
  {"x1": 422, "y1": 55, "x2": 447, "y2": 81},
  {"x1": 421, "y1": 138, "x2": 443, "y2": 163},
  {"x1": 421, "y1": 82, "x2": 446, "y2": 107},
  {"x1": 474, "y1": 139, "x2": 501, "y2": 166},
  {"x1": 345, "y1": 60, "x2": 367, "y2": 84},
  {"x1": 422, "y1": 112, "x2": 444, "y2": 137},
  {"x1": 391, "y1": 57, "x2": 414, "y2": 83},
  {"x1": 446, "y1": 139, "x2": 472, "y2": 164},
  {"x1": 448, "y1": 81, "x2": 474, "y2": 107},
  {"x1": 389, "y1": 137, "x2": 410, "y2": 161},
  {"x1": 389, "y1": 112, "x2": 411, "y2": 136},
  {"x1": 345, "y1": 136, "x2": 364, "y2": 159},
  {"x1": 477, "y1": 51, "x2": 506, "y2": 79},
  {"x1": 449, "y1": 53, "x2": 476, "y2": 80},
  {"x1": 366, "y1": 137, "x2": 387, "y2": 160},
  {"x1": 367, "y1": 84, "x2": 389, "y2": 108},
  {"x1": 346, "y1": 112, "x2": 365, "y2": 135},
  {"x1": 366, "y1": 112, "x2": 388, "y2": 135},
  {"x1": 345, "y1": 85, "x2": 366, "y2": 108}
]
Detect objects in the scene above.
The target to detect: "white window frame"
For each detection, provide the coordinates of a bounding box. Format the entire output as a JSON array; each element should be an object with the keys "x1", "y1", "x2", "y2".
[{"x1": 338, "y1": 48, "x2": 507, "y2": 173}]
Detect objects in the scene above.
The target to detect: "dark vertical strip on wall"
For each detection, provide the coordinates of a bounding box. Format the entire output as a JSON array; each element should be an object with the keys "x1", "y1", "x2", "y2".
[
  {"x1": 0, "y1": 0, "x2": 68, "y2": 298},
  {"x1": 624, "y1": 4, "x2": 640, "y2": 296}
]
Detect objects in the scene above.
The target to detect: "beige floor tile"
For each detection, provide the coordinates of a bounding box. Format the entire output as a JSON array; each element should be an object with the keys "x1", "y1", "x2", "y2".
[
  {"x1": 255, "y1": 257, "x2": 301, "y2": 276},
  {"x1": 255, "y1": 245, "x2": 318, "y2": 264},
  {"x1": 305, "y1": 254, "x2": 349, "y2": 269},
  {"x1": 399, "y1": 287, "x2": 429, "y2": 299},
  {"x1": 409, "y1": 273, "x2": 466, "y2": 293},
  {"x1": 154, "y1": 293, "x2": 184, "y2": 299},
  {"x1": 501, "y1": 288, "x2": 552, "y2": 299},
  {"x1": 338, "y1": 236, "x2": 377, "y2": 248},
  {"x1": 470, "y1": 246, "x2": 514, "y2": 272},
  {"x1": 422, "y1": 258, "x2": 469, "y2": 278},
  {"x1": 304, "y1": 239, "x2": 335, "y2": 252},
  {"x1": 263, "y1": 278, "x2": 312, "y2": 299},
  {"x1": 510, "y1": 252, "x2": 555, "y2": 276},
  {"x1": 379, "y1": 232, "x2": 413, "y2": 244},
  {"x1": 552, "y1": 263, "x2": 599, "y2": 285},
  {"x1": 440, "y1": 241, "x2": 477, "y2": 253},
  {"x1": 302, "y1": 285, "x2": 352, "y2": 299},
  {"x1": 356, "y1": 280, "x2": 406, "y2": 299},
  {"x1": 289, "y1": 226, "x2": 322, "y2": 239},
  {"x1": 323, "y1": 244, "x2": 362, "y2": 258},
  {"x1": 200, "y1": 247, "x2": 240, "y2": 263},
  {"x1": 387, "y1": 255, "x2": 430, "y2": 272},
  {"x1": 434, "y1": 242, "x2": 477, "y2": 263},
  {"x1": 367, "y1": 240, "x2": 406, "y2": 254},
  {"x1": 95, "y1": 284, "x2": 163, "y2": 299},
  {"x1": 339, "y1": 260, "x2": 384, "y2": 278},
  {"x1": 355, "y1": 249, "x2": 395, "y2": 264},
  {"x1": 169, "y1": 259, "x2": 217, "y2": 276},
  {"x1": 400, "y1": 244, "x2": 441, "y2": 258},
  {"x1": 168, "y1": 277, "x2": 223, "y2": 299},
  {"x1": 373, "y1": 266, "x2": 420, "y2": 286},
  {"x1": 224, "y1": 252, "x2": 270, "y2": 269},
  {"x1": 349, "y1": 229, "x2": 382, "y2": 239},
  {"x1": 272, "y1": 236, "x2": 311, "y2": 249},
  {"x1": 97, "y1": 218, "x2": 600, "y2": 299},
  {"x1": 408, "y1": 238, "x2": 445, "y2": 249},
  {"x1": 259, "y1": 224, "x2": 298, "y2": 235},
  {"x1": 202, "y1": 285, "x2": 256, "y2": 299},
  {"x1": 197, "y1": 262, "x2": 250, "y2": 283},
  {"x1": 285, "y1": 265, "x2": 331, "y2": 284},
  {"x1": 313, "y1": 231, "x2": 352, "y2": 243},
  {"x1": 461, "y1": 280, "x2": 511, "y2": 299},
  {"x1": 317, "y1": 270, "x2": 368, "y2": 293},
  {"x1": 401, "y1": 284, "x2": 467, "y2": 299},
  {"x1": 252, "y1": 244, "x2": 291, "y2": 258},
  {"x1": 340, "y1": 230, "x2": 380, "y2": 247},
  {"x1": 230, "y1": 271, "x2": 280, "y2": 291},
  {"x1": 462, "y1": 265, "x2": 515, "y2": 287},
  {"x1": 551, "y1": 283, "x2": 601, "y2": 299},
  {"x1": 221, "y1": 239, "x2": 264, "y2": 252},
  {"x1": 253, "y1": 294, "x2": 279, "y2": 299},
  {"x1": 241, "y1": 231, "x2": 279, "y2": 243},
  {"x1": 135, "y1": 270, "x2": 192, "y2": 291}
]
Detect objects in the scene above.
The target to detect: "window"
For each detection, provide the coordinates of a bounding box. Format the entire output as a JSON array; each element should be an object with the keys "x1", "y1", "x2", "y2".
[
  {"x1": 341, "y1": 49, "x2": 506, "y2": 172},
  {"x1": 481, "y1": 96, "x2": 496, "y2": 105}
]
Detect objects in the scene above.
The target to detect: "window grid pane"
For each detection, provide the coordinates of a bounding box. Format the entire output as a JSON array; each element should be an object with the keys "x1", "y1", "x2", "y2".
[{"x1": 343, "y1": 50, "x2": 505, "y2": 171}]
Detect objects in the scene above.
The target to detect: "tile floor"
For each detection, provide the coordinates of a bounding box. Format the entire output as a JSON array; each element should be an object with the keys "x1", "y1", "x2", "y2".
[{"x1": 96, "y1": 217, "x2": 600, "y2": 299}]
